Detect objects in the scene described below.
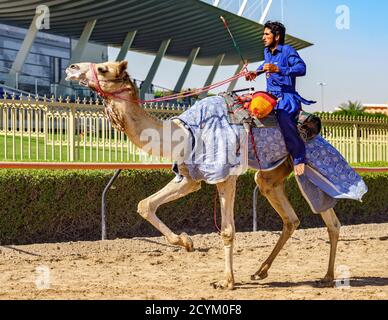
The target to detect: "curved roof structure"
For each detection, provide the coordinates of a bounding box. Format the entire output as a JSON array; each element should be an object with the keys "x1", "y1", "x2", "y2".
[{"x1": 0, "y1": 0, "x2": 313, "y2": 65}]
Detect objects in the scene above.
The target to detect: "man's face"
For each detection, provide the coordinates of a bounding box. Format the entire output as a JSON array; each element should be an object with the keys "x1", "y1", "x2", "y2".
[{"x1": 263, "y1": 28, "x2": 277, "y2": 48}]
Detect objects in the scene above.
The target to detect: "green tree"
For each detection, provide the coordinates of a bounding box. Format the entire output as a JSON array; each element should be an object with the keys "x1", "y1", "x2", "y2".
[
  {"x1": 332, "y1": 100, "x2": 388, "y2": 119},
  {"x1": 338, "y1": 100, "x2": 364, "y2": 112}
]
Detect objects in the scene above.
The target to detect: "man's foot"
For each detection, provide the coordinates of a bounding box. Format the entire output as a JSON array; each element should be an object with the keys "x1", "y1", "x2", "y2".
[{"x1": 294, "y1": 163, "x2": 305, "y2": 176}]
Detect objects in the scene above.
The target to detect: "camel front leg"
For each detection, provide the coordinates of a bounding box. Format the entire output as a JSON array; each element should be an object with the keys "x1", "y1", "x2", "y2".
[
  {"x1": 212, "y1": 176, "x2": 237, "y2": 290},
  {"x1": 251, "y1": 165, "x2": 300, "y2": 281},
  {"x1": 137, "y1": 172, "x2": 201, "y2": 252},
  {"x1": 317, "y1": 208, "x2": 341, "y2": 287}
]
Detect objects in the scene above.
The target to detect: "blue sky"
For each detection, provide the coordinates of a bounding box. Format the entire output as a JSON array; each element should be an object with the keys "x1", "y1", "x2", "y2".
[{"x1": 108, "y1": 0, "x2": 388, "y2": 112}]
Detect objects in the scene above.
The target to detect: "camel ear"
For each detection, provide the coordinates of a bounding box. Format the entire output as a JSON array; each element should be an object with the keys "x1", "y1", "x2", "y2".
[{"x1": 118, "y1": 61, "x2": 128, "y2": 74}]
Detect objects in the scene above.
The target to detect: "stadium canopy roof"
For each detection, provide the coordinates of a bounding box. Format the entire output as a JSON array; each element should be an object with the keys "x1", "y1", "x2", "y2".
[{"x1": 0, "y1": 0, "x2": 313, "y2": 65}]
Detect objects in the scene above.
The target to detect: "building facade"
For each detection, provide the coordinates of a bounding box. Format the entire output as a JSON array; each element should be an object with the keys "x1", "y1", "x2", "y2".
[
  {"x1": 0, "y1": 23, "x2": 108, "y2": 97},
  {"x1": 363, "y1": 104, "x2": 388, "y2": 116}
]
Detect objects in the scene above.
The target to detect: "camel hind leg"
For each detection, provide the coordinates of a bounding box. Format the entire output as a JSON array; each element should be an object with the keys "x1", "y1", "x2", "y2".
[
  {"x1": 317, "y1": 208, "x2": 341, "y2": 287},
  {"x1": 212, "y1": 175, "x2": 237, "y2": 290},
  {"x1": 251, "y1": 160, "x2": 300, "y2": 281},
  {"x1": 137, "y1": 167, "x2": 201, "y2": 252}
]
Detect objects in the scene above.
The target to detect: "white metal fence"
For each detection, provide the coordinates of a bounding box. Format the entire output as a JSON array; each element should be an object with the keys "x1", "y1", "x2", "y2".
[
  {"x1": 0, "y1": 94, "x2": 185, "y2": 162},
  {"x1": 320, "y1": 114, "x2": 388, "y2": 163},
  {"x1": 1, "y1": 93, "x2": 387, "y2": 164}
]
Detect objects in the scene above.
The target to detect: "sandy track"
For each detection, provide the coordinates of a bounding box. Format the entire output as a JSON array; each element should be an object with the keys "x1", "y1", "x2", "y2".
[{"x1": 0, "y1": 223, "x2": 387, "y2": 300}]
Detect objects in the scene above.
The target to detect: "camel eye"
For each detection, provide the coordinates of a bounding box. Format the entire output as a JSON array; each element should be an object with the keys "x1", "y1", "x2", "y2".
[{"x1": 98, "y1": 67, "x2": 108, "y2": 74}]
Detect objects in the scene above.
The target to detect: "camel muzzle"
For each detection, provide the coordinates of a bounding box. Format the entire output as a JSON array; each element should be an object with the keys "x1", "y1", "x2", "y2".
[{"x1": 65, "y1": 63, "x2": 89, "y2": 84}]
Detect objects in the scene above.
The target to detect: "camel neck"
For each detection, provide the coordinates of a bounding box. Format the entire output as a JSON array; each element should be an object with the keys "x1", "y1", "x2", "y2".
[{"x1": 106, "y1": 98, "x2": 190, "y2": 161}]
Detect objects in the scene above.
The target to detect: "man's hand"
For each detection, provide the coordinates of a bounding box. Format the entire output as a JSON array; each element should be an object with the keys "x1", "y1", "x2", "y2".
[
  {"x1": 263, "y1": 63, "x2": 279, "y2": 73},
  {"x1": 294, "y1": 163, "x2": 305, "y2": 176},
  {"x1": 245, "y1": 71, "x2": 258, "y2": 81}
]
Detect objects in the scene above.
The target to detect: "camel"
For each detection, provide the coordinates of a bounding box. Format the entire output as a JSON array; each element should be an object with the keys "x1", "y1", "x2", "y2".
[{"x1": 66, "y1": 60, "x2": 343, "y2": 290}]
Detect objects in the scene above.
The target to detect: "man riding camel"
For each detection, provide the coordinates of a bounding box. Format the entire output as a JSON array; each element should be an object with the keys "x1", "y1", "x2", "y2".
[{"x1": 246, "y1": 21, "x2": 315, "y2": 176}]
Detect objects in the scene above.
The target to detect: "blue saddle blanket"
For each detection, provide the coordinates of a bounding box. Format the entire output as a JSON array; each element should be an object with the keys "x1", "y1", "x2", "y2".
[{"x1": 174, "y1": 96, "x2": 367, "y2": 213}]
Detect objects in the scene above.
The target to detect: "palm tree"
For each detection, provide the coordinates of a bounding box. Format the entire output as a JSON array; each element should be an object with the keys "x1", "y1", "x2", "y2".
[
  {"x1": 333, "y1": 100, "x2": 387, "y2": 119},
  {"x1": 338, "y1": 100, "x2": 364, "y2": 111}
]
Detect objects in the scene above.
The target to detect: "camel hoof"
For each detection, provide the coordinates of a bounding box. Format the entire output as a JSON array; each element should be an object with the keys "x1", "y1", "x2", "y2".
[
  {"x1": 211, "y1": 280, "x2": 235, "y2": 290},
  {"x1": 250, "y1": 272, "x2": 268, "y2": 281},
  {"x1": 315, "y1": 276, "x2": 335, "y2": 288},
  {"x1": 179, "y1": 233, "x2": 194, "y2": 252},
  {"x1": 251, "y1": 264, "x2": 269, "y2": 280}
]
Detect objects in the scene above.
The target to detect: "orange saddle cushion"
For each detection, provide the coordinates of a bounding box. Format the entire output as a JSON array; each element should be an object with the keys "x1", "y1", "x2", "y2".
[{"x1": 245, "y1": 91, "x2": 278, "y2": 119}]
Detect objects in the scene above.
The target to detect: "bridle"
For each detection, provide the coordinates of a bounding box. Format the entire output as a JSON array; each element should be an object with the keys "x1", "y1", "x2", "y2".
[{"x1": 90, "y1": 63, "x2": 132, "y2": 101}]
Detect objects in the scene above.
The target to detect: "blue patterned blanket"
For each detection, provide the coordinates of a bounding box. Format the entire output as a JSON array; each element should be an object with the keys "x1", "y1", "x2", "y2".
[{"x1": 174, "y1": 96, "x2": 367, "y2": 213}]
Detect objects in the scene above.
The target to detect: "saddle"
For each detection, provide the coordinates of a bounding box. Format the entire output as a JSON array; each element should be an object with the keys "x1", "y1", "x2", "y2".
[
  {"x1": 221, "y1": 90, "x2": 321, "y2": 141},
  {"x1": 221, "y1": 91, "x2": 278, "y2": 128}
]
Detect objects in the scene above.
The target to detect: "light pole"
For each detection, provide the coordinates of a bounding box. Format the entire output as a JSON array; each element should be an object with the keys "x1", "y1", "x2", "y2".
[{"x1": 317, "y1": 82, "x2": 327, "y2": 112}]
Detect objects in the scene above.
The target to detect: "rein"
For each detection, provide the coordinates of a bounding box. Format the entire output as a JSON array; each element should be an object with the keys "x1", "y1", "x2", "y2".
[{"x1": 90, "y1": 63, "x2": 249, "y2": 104}]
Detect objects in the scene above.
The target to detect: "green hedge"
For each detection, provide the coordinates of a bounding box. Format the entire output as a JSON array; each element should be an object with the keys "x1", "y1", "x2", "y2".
[{"x1": 0, "y1": 169, "x2": 387, "y2": 245}]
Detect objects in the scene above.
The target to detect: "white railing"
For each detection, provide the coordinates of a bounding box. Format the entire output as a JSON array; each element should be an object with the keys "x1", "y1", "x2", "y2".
[
  {"x1": 320, "y1": 114, "x2": 388, "y2": 163},
  {"x1": 1, "y1": 93, "x2": 388, "y2": 164},
  {"x1": 0, "y1": 93, "x2": 186, "y2": 162}
]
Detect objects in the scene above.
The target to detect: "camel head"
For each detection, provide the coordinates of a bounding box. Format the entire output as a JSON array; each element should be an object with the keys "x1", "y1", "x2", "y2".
[{"x1": 65, "y1": 61, "x2": 138, "y2": 99}]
